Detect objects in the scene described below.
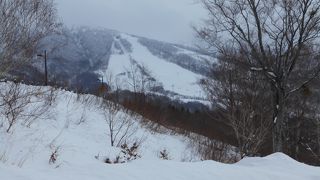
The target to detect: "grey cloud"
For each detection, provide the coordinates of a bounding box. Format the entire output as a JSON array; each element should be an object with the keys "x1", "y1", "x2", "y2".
[{"x1": 55, "y1": 0, "x2": 206, "y2": 44}]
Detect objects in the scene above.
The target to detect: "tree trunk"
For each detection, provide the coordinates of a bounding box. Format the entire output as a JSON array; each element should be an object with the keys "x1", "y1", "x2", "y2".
[
  {"x1": 317, "y1": 121, "x2": 320, "y2": 156},
  {"x1": 294, "y1": 118, "x2": 302, "y2": 159},
  {"x1": 272, "y1": 87, "x2": 285, "y2": 152}
]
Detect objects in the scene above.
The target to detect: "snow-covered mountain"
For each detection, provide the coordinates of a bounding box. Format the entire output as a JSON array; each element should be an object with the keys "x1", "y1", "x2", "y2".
[{"x1": 32, "y1": 27, "x2": 213, "y2": 101}]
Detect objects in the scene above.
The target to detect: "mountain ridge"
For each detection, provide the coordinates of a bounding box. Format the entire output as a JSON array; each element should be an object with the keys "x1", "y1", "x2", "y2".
[{"x1": 23, "y1": 26, "x2": 213, "y2": 102}]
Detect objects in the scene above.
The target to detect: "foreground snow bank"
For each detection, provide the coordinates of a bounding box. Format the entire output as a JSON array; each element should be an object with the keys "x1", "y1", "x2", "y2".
[{"x1": 1, "y1": 153, "x2": 319, "y2": 180}]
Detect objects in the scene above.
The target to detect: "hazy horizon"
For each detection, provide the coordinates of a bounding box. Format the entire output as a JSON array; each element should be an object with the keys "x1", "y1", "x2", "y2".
[{"x1": 55, "y1": 0, "x2": 206, "y2": 45}]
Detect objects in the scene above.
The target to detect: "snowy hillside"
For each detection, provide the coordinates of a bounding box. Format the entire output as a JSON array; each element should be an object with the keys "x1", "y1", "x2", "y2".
[
  {"x1": 0, "y1": 82, "x2": 319, "y2": 180},
  {"x1": 0, "y1": 83, "x2": 195, "y2": 165},
  {"x1": 103, "y1": 33, "x2": 204, "y2": 98},
  {"x1": 30, "y1": 27, "x2": 212, "y2": 101}
]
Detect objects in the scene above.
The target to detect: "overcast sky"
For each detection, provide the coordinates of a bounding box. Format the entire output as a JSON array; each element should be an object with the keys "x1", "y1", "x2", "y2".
[{"x1": 55, "y1": 0, "x2": 206, "y2": 44}]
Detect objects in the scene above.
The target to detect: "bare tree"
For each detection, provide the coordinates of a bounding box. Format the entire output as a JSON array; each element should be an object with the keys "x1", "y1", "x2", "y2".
[
  {"x1": 104, "y1": 73, "x2": 118, "y2": 92},
  {"x1": 0, "y1": 82, "x2": 56, "y2": 133},
  {"x1": 125, "y1": 59, "x2": 156, "y2": 94},
  {"x1": 0, "y1": 0, "x2": 60, "y2": 76},
  {"x1": 101, "y1": 100, "x2": 138, "y2": 147},
  {"x1": 201, "y1": 51, "x2": 272, "y2": 158},
  {"x1": 292, "y1": 91, "x2": 320, "y2": 163},
  {"x1": 198, "y1": 0, "x2": 320, "y2": 152}
]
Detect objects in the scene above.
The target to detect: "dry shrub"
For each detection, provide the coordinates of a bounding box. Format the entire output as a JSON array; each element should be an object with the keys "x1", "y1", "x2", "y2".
[
  {"x1": 188, "y1": 134, "x2": 239, "y2": 163},
  {"x1": 0, "y1": 82, "x2": 57, "y2": 133}
]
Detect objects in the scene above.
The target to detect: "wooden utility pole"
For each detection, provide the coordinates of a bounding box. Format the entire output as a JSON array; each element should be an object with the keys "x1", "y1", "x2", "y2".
[
  {"x1": 44, "y1": 50, "x2": 48, "y2": 86},
  {"x1": 38, "y1": 50, "x2": 48, "y2": 86}
]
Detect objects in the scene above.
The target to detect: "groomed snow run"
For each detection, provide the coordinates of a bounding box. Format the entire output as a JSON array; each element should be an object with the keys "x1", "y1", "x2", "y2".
[{"x1": 104, "y1": 34, "x2": 204, "y2": 98}]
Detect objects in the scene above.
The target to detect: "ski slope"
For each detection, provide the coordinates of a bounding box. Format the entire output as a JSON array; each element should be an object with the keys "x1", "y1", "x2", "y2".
[{"x1": 102, "y1": 34, "x2": 205, "y2": 98}]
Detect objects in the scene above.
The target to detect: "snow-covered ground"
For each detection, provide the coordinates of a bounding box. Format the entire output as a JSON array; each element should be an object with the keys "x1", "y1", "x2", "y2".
[
  {"x1": 100, "y1": 33, "x2": 205, "y2": 99},
  {"x1": 0, "y1": 83, "x2": 319, "y2": 180},
  {"x1": 2, "y1": 152, "x2": 320, "y2": 180}
]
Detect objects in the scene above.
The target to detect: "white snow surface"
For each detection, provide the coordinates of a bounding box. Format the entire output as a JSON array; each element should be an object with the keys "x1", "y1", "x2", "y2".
[
  {"x1": 101, "y1": 34, "x2": 204, "y2": 98},
  {"x1": 0, "y1": 83, "x2": 319, "y2": 180}
]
